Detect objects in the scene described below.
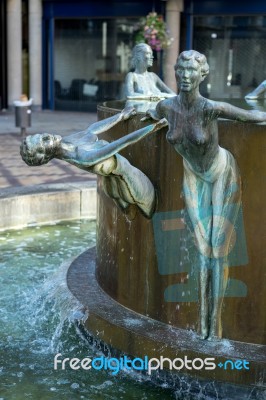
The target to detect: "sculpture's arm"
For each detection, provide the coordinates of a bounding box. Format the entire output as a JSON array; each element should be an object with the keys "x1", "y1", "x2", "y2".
[
  {"x1": 64, "y1": 107, "x2": 136, "y2": 145},
  {"x1": 125, "y1": 72, "x2": 166, "y2": 100},
  {"x1": 141, "y1": 99, "x2": 169, "y2": 122},
  {"x1": 127, "y1": 94, "x2": 164, "y2": 100},
  {"x1": 87, "y1": 106, "x2": 137, "y2": 136},
  {"x1": 212, "y1": 101, "x2": 266, "y2": 123},
  {"x1": 124, "y1": 72, "x2": 138, "y2": 97},
  {"x1": 245, "y1": 80, "x2": 266, "y2": 100},
  {"x1": 153, "y1": 73, "x2": 176, "y2": 96},
  {"x1": 66, "y1": 118, "x2": 168, "y2": 167}
]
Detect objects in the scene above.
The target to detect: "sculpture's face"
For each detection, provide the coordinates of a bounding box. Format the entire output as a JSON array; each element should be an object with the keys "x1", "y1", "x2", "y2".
[
  {"x1": 141, "y1": 46, "x2": 154, "y2": 67},
  {"x1": 175, "y1": 58, "x2": 203, "y2": 92},
  {"x1": 20, "y1": 133, "x2": 61, "y2": 166}
]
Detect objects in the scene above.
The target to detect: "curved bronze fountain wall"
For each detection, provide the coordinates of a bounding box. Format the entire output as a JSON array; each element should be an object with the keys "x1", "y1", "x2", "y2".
[
  {"x1": 96, "y1": 101, "x2": 265, "y2": 347},
  {"x1": 96, "y1": 101, "x2": 266, "y2": 344}
]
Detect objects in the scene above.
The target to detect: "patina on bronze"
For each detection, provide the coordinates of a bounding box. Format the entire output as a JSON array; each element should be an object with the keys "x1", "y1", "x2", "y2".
[
  {"x1": 20, "y1": 106, "x2": 168, "y2": 219},
  {"x1": 144, "y1": 50, "x2": 266, "y2": 340}
]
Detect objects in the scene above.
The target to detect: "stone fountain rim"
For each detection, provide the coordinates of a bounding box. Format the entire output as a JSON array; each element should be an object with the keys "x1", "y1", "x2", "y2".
[
  {"x1": 0, "y1": 181, "x2": 97, "y2": 231},
  {"x1": 67, "y1": 248, "x2": 265, "y2": 362},
  {"x1": 66, "y1": 248, "x2": 265, "y2": 395}
]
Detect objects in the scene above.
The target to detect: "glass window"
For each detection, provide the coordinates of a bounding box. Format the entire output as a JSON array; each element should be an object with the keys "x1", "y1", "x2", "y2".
[
  {"x1": 53, "y1": 18, "x2": 139, "y2": 111},
  {"x1": 193, "y1": 16, "x2": 266, "y2": 99}
]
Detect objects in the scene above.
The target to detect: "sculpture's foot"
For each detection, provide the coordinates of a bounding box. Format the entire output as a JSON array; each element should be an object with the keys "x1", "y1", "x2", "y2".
[
  {"x1": 208, "y1": 323, "x2": 222, "y2": 341},
  {"x1": 199, "y1": 326, "x2": 209, "y2": 340},
  {"x1": 121, "y1": 105, "x2": 137, "y2": 120},
  {"x1": 199, "y1": 332, "x2": 208, "y2": 340},
  {"x1": 207, "y1": 334, "x2": 221, "y2": 341}
]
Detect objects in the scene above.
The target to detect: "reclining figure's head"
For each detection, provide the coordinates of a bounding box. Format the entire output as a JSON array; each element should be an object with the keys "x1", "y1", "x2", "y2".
[{"x1": 20, "y1": 133, "x2": 61, "y2": 166}]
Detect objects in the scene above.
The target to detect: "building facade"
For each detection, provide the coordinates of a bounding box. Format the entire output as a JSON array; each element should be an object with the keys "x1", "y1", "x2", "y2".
[
  {"x1": 184, "y1": 0, "x2": 266, "y2": 100},
  {"x1": 1, "y1": 0, "x2": 266, "y2": 111},
  {"x1": 1, "y1": 0, "x2": 183, "y2": 111}
]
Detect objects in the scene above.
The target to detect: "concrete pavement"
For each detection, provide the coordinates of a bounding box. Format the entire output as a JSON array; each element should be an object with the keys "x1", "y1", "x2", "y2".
[{"x1": 0, "y1": 110, "x2": 98, "y2": 189}]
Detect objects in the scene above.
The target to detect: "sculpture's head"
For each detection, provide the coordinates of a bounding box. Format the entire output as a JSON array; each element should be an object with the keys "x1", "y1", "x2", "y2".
[
  {"x1": 131, "y1": 43, "x2": 153, "y2": 70},
  {"x1": 174, "y1": 50, "x2": 209, "y2": 92},
  {"x1": 20, "y1": 133, "x2": 61, "y2": 166}
]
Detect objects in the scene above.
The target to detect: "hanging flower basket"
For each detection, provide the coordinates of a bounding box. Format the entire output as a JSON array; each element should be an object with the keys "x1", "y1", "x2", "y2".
[{"x1": 135, "y1": 12, "x2": 173, "y2": 52}]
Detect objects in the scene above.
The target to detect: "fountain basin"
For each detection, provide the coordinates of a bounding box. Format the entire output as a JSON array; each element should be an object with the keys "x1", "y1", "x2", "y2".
[
  {"x1": 0, "y1": 181, "x2": 96, "y2": 230},
  {"x1": 67, "y1": 248, "x2": 265, "y2": 399}
]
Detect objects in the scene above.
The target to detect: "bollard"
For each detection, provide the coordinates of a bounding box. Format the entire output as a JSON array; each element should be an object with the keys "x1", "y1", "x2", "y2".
[{"x1": 14, "y1": 95, "x2": 33, "y2": 136}]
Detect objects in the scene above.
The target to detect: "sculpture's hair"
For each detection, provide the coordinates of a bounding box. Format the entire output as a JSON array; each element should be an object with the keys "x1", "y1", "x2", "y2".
[
  {"x1": 175, "y1": 50, "x2": 209, "y2": 77},
  {"x1": 20, "y1": 133, "x2": 58, "y2": 166},
  {"x1": 131, "y1": 43, "x2": 152, "y2": 69}
]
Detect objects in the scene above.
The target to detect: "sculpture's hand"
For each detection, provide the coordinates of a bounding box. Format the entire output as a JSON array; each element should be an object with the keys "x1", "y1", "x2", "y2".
[
  {"x1": 151, "y1": 118, "x2": 168, "y2": 132},
  {"x1": 85, "y1": 106, "x2": 137, "y2": 136},
  {"x1": 245, "y1": 93, "x2": 259, "y2": 100},
  {"x1": 140, "y1": 109, "x2": 160, "y2": 122},
  {"x1": 121, "y1": 106, "x2": 137, "y2": 121}
]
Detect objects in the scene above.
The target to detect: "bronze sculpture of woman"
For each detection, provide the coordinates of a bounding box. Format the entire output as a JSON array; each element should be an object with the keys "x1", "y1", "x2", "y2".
[
  {"x1": 20, "y1": 106, "x2": 167, "y2": 219},
  {"x1": 145, "y1": 50, "x2": 266, "y2": 340},
  {"x1": 125, "y1": 43, "x2": 175, "y2": 101}
]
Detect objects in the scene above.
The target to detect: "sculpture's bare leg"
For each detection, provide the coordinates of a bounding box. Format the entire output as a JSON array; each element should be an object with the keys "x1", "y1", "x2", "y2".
[
  {"x1": 96, "y1": 154, "x2": 155, "y2": 218},
  {"x1": 198, "y1": 254, "x2": 211, "y2": 339},
  {"x1": 208, "y1": 259, "x2": 229, "y2": 340},
  {"x1": 208, "y1": 151, "x2": 242, "y2": 340},
  {"x1": 183, "y1": 148, "x2": 241, "y2": 340},
  {"x1": 85, "y1": 119, "x2": 168, "y2": 218},
  {"x1": 183, "y1": 163, "x2": 213, "y2": 339}
]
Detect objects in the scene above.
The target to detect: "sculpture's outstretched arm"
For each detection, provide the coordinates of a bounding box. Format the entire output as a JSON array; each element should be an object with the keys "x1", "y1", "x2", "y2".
[
  {"x1": 66, "y1": 118, "x2": 168, "y2": 167},
  {"x1": 66, "y1": 106, "x2": 137, "y2": 142},
  {"x1": 213, "y1": 101, "x2": 266, "y2": 123},
  {"x1": 88, "y1": 106, "x2": 137, "y2": 135},
  {"x1": 141, "y1": 99, "x2": 169, "y2": 122},
  {"x1": 125, "y1": 73, "x2": 163, "y2": 100},
  {"x1": 127, "y1": 94, "x2": 164, "y2": 101},
  {"x1": 245, "y1": 80, "x2": 266, "y2": 100},
  {"x1": 125, "y1": 72, "x2": 174, "y2": 100},
  {"x1": 153, "y1": 73, "x2": 176, "y2": 95}
]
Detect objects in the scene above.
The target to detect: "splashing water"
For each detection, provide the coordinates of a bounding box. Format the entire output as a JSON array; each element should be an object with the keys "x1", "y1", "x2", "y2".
[
  {"x1": 0, "y1": 220, "x2": 177, "y2": 399},
  {"x1": 1, "y1": 220, "x2": 261, "y2": 400}
]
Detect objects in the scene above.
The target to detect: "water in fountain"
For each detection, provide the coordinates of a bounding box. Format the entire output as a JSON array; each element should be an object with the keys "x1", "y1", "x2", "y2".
[{"x1": 0, "y1": 220, "x2": 178, "y2": 399}]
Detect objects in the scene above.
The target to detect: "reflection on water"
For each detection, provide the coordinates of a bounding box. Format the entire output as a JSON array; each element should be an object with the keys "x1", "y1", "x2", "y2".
[{"x1": 0, "y1": 220, "x2": 176, "y2": 400}]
